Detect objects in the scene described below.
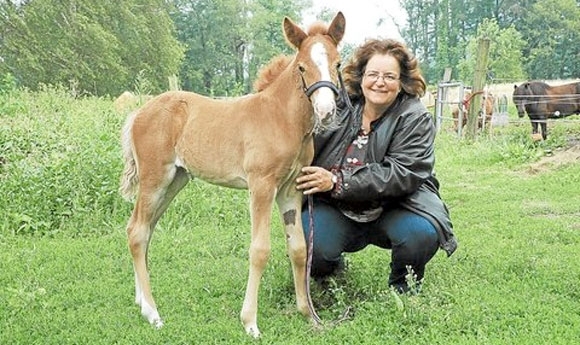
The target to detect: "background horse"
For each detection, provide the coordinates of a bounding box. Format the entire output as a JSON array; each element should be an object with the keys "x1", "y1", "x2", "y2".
[
  {"x1": 513, "y1": 81, "x2": 580, "y2": 140},
  {"x1": 119, "y1": 12, "x2": 346, "y2": 337},
  {"x1": 452, "y1": 90, "x2": 494, "y2": 132}
]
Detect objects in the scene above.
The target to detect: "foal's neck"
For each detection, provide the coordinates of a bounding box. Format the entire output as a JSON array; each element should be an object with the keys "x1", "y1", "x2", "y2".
[{"x1": 264, "y1": 66, "x2": 315, "y2": 135}]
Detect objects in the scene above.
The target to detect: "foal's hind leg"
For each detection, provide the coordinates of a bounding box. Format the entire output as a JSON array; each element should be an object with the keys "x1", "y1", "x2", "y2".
[{"x1": 127, "y1": 166, "x2": 189, "y2": 328}]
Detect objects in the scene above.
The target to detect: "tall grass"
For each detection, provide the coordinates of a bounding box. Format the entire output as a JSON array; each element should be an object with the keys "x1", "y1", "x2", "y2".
[
  {"x1": 0, "y1": 86, "x2": 127, "y2": 236},
  {"x1": 1, "y1": 89, "x2": 579, "y2": 344}
]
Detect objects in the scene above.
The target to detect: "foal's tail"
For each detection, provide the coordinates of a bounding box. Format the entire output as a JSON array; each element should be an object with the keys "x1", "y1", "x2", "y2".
[{"x1": 119, "y1": 112, "x2": 139, "y2": 201}]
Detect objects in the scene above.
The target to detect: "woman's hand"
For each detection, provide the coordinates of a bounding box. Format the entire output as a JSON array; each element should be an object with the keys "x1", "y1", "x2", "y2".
[{"x1": 296, "y1": 166, "x2": 335, "y2": 195}]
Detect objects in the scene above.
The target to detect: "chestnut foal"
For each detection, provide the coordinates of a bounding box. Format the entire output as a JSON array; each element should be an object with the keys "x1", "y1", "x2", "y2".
[{"x1": 119, "y1": 12, "x2": 345, "y2": 337}]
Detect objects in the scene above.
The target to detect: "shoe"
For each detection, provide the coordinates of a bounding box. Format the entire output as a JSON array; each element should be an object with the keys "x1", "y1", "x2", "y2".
[
  {"x1": 311, "y1": 255, "x2": 346, "y2": 279},
  {"x1": 312, "y1": 256, "x2": 347, "y2": 289}
]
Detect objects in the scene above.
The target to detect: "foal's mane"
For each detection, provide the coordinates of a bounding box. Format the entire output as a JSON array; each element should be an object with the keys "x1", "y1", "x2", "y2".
[
  {"x1": 253, "y1": 55, "x2": 293, "y2": 92},
  {"x1": 306, "y1": 21, "x2": 335, "y2": 39},
  {"x1": 253, "y1": 21, "x2": 333, "y2": 93}
]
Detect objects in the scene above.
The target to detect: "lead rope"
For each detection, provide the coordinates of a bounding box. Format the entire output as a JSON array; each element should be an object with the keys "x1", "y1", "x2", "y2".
[
  {"x1": 305, "y1": 194, "x2": 322, "y2": 325},
  {"x1": 303, "y1": 64, "x2": 352, "y2": 327}
]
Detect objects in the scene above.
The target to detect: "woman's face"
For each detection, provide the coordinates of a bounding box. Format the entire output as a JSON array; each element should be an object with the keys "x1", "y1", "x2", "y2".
[{"x1": 361, "y1": 54, "x2": 401, "y2": 111}]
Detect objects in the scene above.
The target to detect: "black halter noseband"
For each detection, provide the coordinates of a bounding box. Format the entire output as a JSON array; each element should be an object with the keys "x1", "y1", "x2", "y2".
[
  {"x1": 302, "y1": 79, "x2": 340, "y2": 98},
  {"x1": 298, "y1": 65, "x2": 353, "y2": 111}
]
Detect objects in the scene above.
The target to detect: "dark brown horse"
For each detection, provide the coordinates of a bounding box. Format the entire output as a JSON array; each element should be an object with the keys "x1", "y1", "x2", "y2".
[
  {"x1": 513, "y1": 81, "x2": 580, "y2": 140},
  {"x1": 119, "y1": 12, "x2": 346, "y2": 337}
]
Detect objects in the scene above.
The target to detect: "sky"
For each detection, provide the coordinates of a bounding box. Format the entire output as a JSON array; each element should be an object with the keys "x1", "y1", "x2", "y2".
[{"x1": 301, "y1": 0, "x2": 407, "y2": 45}]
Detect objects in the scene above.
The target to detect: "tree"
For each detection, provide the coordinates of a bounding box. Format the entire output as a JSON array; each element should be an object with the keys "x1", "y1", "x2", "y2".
[
  {"x1": 0, "y1": 0, "x2": 183, "y2": 96},
  {"x1": 520, "y1": 0, "x2": 580, "y2": 79},
  {"x1": 457, "y1": 18, "x2": 526, "y2": 83},
  {"x1": 244, "y1": 0, "x2": 307, "y2": 93},
  {"x1": 401, "y1": 0, "x2": 477, "y2": 84},
  {"x1": 399, "y1": 0, "x2": 579, "y2": 83},
  {"x1": 401, "y1": 0, "x2": 438, "y2": 82},
  {"x1": 170, "y1": 0, "x2": 307, "y2": 96},
  {"x1": 170, "y1": 0, "x2": 248, "y2": 95}
]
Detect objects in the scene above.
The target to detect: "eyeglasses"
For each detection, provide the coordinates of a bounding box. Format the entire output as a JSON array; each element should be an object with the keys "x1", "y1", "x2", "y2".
[{"x1": 363, "y1": 71, "x2": 399, "y2": 83}]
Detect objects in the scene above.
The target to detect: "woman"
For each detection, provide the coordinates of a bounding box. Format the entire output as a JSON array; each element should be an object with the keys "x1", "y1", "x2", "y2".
[{"x1": 296, "y1": 38, "x2": 457, "y2": 293}]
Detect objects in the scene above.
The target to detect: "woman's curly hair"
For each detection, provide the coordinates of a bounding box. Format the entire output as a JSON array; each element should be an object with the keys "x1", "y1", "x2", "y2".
[{"x1": 342, "y1": 38, "x2": 426, "y2": 101}]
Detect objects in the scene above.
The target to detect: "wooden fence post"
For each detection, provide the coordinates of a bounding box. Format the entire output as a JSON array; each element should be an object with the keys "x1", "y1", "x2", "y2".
[{"x1": 466, "y1": 38, "x2": 490, "y2": 139}]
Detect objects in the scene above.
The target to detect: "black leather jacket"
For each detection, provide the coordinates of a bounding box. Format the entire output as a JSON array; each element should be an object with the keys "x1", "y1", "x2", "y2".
[{"x1": 310, "y1": 94, "x2": 457, "y2": 256}]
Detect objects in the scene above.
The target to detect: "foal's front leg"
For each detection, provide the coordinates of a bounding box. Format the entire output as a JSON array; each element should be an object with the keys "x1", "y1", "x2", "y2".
[
  {"x1": 276, "y1": 191, "x2": 310, "y2": 318},
  {"x1": 240, "y1": 181, "x2": 276, "y2": 338}
]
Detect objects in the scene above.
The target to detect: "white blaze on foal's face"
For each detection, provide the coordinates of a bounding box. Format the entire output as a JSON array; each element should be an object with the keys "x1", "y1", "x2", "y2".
[{"x1": 310, "y1": 42, "x2": 336, "y2": 121}]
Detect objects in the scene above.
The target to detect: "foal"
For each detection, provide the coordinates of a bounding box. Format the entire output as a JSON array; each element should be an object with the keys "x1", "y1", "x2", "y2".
[{"x1": 119, "y1": 13, "x2": 345, "y2": 337}]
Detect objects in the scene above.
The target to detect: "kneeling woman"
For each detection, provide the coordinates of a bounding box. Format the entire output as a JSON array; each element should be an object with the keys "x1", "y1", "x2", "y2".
[{"x1": 296, "y1": 38, "x2": 457, "y2": 293}]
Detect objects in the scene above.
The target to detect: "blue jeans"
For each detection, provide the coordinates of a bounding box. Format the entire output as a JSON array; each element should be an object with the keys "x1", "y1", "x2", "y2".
[{"x1": 301, "y1": 199, "x2": 439, "y2": 288}]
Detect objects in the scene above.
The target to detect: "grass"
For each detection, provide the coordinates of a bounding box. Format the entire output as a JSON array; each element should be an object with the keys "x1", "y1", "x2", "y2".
[{"x1": 1, "y1": 88, "x2": 580, "y2": 344}]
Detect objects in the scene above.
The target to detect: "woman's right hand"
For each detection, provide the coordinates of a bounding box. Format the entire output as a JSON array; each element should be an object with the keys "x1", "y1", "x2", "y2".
[{"x1": 296, "y1": 166, "x2": 335, "y2": 195}]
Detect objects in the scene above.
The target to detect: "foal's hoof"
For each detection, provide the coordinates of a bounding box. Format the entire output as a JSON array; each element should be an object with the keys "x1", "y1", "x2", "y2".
[
  {"x1": 144, "y1": 312, "x2": 164, "y2": 329},
  {"x1": 244, "y1": 325, "x2": 261, "y2": 338},
  {"x1": 152, "y1": 318, "x2": 164, "y2": 329}
]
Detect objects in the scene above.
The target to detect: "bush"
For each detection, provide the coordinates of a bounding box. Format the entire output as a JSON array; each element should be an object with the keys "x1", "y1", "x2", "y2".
[
  {"x1": 1, "y1": 88, "x2": 578, "y2": 237},
  {"x1": 0, "y1": 86, "x2": 129, "y2": 236}
]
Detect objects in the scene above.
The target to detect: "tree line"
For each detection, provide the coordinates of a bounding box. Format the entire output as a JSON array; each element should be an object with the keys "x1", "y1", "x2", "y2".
[
  {"x1": 402, "y1": 0, "x2": 580, "y2": 84},
  {"x1": 1, "y1": 0, "x2": 578, "y2": 98}
]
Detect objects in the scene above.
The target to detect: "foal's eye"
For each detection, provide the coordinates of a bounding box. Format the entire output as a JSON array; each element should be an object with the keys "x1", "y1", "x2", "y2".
[{"x1": 298, "y1": 65, "x2": 305, "y2": 73}]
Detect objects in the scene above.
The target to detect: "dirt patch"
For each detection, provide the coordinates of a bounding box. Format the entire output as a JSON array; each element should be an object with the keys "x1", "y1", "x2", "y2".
[{"x1": 527, "y1": 138, "x2": 580, "y2": 174}]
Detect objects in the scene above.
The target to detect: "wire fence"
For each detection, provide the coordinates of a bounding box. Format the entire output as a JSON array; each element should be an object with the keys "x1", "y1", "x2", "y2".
[{"x1": 431, "y1": 82, "x2": 580, "y2": 136}]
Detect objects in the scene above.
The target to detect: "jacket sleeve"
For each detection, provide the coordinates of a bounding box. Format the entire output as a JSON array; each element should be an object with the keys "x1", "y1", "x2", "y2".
[{"x1": 331, "y1": 111, "x2": 436, "y2": 203}]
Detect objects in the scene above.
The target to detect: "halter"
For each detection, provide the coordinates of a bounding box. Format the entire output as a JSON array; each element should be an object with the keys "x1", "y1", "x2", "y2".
[
  {"x1": 301, "y1": 77, "x2": 340, "y2": 98},
  {"x1": 299, "y1": 65, "x2": 353, "y2": 110}
]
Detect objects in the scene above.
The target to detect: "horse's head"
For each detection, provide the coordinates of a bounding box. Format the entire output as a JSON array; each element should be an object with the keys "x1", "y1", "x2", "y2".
[
  {"x1": 513, "y1": 83, "x2": 531, "y2": 118},
  {"x1": 283, "y1": 12, "x2": 345, "y2": 130}
]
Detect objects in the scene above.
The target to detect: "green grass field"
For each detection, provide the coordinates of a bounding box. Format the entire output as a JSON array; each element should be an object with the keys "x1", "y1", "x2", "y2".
[{"x1": 1, "y1": 88, "x2": 579, "y2": 344}]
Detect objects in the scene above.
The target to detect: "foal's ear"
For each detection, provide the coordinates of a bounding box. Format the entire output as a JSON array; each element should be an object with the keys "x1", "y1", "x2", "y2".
[
  {"x1": 283, "y1": 17, "x2": 307, "y2": 49},
  {"x1": 327, "y1": 12, "x2": 346, "y2": 45}
]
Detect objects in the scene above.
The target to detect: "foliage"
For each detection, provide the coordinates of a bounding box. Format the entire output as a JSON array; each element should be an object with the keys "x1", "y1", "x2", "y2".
[
  {"x1": 400, "y1": 0, "x2": 438, "y2": 82},
  {"x1": 170, "y1": 0, "x2": 307, "y2": 96},
  {"x1": 0, "y1": 0, "x2": 311, "y2": 98},
  {"x1": 1, "y1": 90, "x2": 580, "y2": 344},
  {"x1": 170, "y1": 0, "x2": 249, "y2": 95},
  {"x1": 519, "y1": 0, "x2": 580, "y2": 78},
  {"x1": 0, "y1": 87, "x2": 127, "y2": 236},
  {"x1": 0, "y1": 73, "x2": 24, "y2": 115},
  {"x1": 0, "y1": 73, "x2": 18, "y2": 95},
  {"x1": 0, "y1": 0, "x2": 184, "y2": 96},
  {"x1": 401, "y1": 0, "x2": 496, "y2": 83},
  {"x1": 399, "y1": 0, "x2": 580, "y2": 84},
  {"x1": 457, "y1": 19, "x2": 527, "y2": 83},
  {"x1": 245, "y1": 0, "x2": 309, "y2": 93},
  {"x1": 1, "y1": 0, "x2": 578, "y2": 96}
]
